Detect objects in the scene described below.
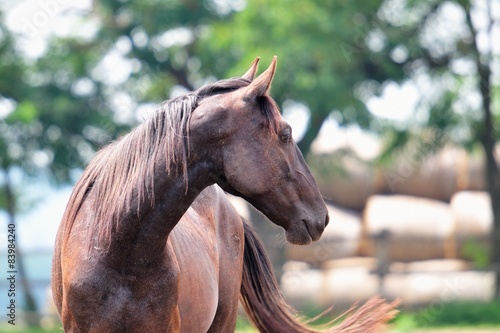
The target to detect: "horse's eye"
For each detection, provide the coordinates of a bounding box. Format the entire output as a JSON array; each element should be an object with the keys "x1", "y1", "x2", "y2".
[{"x1": 280, "y1": 128, "x2": 292, "y2": 143}]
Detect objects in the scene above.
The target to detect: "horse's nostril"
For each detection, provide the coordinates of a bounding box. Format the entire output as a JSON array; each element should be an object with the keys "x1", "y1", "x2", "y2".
[{"x1": 325, "y1": 214, "x2": 330, "y2": 227}]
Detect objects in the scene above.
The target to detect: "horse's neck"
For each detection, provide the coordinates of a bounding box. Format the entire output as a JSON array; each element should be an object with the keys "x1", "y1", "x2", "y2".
[{"x1": 106, "y1": 160, "x2": 213, "y2": 272}]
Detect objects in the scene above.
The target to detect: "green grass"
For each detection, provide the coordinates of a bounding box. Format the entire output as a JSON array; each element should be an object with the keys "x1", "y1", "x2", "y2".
[
  {"x1": 4, "y1": 301, "x2": 500, "y2": 333},
  {"x1": 0, "y1": 326, "x2": 61, "y2": 333},
  {"x1": 235, "y1": 316, "x2": 257, "y2": 333},
  {"x1": 238, "y1": 301, "x2": 500, "y2": 332},
  {"x1": 393, "y1": 301, "x2": 500, "y2": 329}
]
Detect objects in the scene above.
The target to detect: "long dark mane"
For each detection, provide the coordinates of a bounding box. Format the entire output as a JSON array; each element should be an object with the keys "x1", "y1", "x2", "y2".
[{"x1": 61, "y1": 77, "x2": 281, "y2": 252}]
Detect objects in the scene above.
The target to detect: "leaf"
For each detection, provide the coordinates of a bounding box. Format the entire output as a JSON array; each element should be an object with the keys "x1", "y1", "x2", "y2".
[{"x1": 7, "y1": 101, "x2": 38, "y2": 124}]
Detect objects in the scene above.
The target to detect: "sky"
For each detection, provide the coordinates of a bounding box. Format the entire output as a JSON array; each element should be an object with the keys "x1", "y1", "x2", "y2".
[{"x1": 0, "y1": 0, "x2": 498, "y2": 251}]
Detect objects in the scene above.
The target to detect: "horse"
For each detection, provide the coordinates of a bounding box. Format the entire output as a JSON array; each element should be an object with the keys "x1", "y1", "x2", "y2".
[{"x1": 52, "y1": 57, "x2": 397, "y2": 332}]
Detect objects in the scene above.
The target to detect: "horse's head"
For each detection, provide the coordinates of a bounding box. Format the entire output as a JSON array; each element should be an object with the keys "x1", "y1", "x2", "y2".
[{"x1": 190, "y1": 57, "x2": 329, "y2": 245}]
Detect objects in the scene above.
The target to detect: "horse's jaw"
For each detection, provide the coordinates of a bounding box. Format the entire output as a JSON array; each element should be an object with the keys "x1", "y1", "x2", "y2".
[{"x1": 214, "y1": 179, "x2": 327, "y2": 246}]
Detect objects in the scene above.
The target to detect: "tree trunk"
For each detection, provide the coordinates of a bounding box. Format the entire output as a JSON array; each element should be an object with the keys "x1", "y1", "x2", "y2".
[
  {"x1": 477, "y1": 60, "x2": 500, "y2": 298},
  {"x1": 458, "y1": 0, "x2": 500, "y2": 299},
  {"x1": 4, "y1": 170, "x2": 40, "y2": 325},
  {"x1": 462, "y1": 0, "x2": 500, "y2": 299},
  {"x1": 478, "y1": 74, "x2": 500, "y2": 297},
  {"x1": 297, "y1": 112, "x2": 329, "y2": 157}
]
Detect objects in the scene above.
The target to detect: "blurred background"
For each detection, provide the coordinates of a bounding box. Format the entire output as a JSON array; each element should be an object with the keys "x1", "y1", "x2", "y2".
[{"x1": 0, "y1": 0, "x2": 499, "y2": 332}]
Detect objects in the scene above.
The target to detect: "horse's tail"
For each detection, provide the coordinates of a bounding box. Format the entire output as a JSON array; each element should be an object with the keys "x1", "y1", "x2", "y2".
[{"x1": 240, "y1": 220, "x2": 399, "y2": 333}]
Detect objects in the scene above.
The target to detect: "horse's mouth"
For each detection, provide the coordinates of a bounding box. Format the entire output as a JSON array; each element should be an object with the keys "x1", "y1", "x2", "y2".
[{"x1": 284, "y1": 221, "x2": 313, "y2": 245}]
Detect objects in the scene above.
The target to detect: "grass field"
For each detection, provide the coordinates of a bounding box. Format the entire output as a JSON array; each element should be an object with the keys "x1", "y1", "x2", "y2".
[
  {"x1": 2, "y1": 301, "x2": 500, "y2": 332},
  {"x1": 1, "y1": 324, "x2": 500, "y2": 332}
]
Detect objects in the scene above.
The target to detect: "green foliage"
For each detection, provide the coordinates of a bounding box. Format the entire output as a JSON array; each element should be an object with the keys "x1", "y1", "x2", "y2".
[
  {"x1": 1, "y1": 0, "x2": 499, "y2": 324},
  {"x1": 392, "y1": 302, "x2": 500, "y2": 331},
  {"x1": 462, "y1": 240, "x2": 490, "y2": 269},
  {"x1": 0, "y1": 0, "x2": 239, "y2": 188},
  {"x1": 0, "y1": 185, "x2": 6, "y2": 211},
  {"x1": 412, "y1": 301, "x2": 500, "y2": 328},
  {"x1": 7, "y1": 102, "x2": 38, "y2": 124},
  {"x1": 0, "y1": 33, "x2": 125, "y2": 184},
  {"x1": 1, "y1": 0, "x2": 497, "y2": 180},
  {"x1": 198, "y1": 0, "x2": 407, "y2": 154}
]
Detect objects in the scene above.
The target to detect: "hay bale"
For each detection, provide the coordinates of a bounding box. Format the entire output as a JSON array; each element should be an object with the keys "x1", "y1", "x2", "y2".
[
  {"x1": 389, "y1": 259, "x2": 472, "y2": 274},
  {"x1": 383, "y1": 147, "x2": 461, "y2": 201},
  {"x1": 383, "y1": 270, "x2": 494, "y2": 306},
  {"x1": 380, "y1": 146, "x2": 488, "y2": 200},
  {"x1": 451, "y1": 191, "x2": 492, "y2": 237},
  {"x1": 281, "y1": 257, "x2": 379, "y2": 310},
  {"x1": 286, "y1": 204, "x2": 361, "y2": 265},
  {"x1": 282, "y1": 259, "x2": 494, "y2": 310},
  {"x1": 322, "y1": 256, "x2": 377, "y2": 270},
  {"x1": 361, "y1": 195, "x2": 455, "y2": 262},
  {"x1": 450, "y1": 191, "x2": 492, "y2": 259},
  {"x1": 281, "y1": 268, "x2": 326, "y2": 307},
  {"x1": 321, "y1": 264, "x2": 379, "y2": 307},
  {"x1": 461, "y1": 154, "x2": 485, "y2": 191},
  {"x1": 309, "y1": 154, "x2": 384, "y2": 210}
]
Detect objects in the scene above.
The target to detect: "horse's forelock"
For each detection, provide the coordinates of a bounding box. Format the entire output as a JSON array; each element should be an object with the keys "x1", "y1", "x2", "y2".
[{"x1": 257, "y1": 95, "x2": 281, "y2": 135}]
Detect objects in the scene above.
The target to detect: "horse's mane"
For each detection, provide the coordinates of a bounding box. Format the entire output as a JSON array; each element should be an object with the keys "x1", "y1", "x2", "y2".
[{"x1": 61, "y1": 77, "x2": 281, "y2": 251}]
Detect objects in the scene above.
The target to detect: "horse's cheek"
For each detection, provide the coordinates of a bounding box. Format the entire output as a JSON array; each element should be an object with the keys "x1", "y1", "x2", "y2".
[
  {"x1": 228, "y1": 171, "x2": 267, "y2": 196},
  {"x1": 223, "y1": 149, "x2": 267, "y2": 195}
]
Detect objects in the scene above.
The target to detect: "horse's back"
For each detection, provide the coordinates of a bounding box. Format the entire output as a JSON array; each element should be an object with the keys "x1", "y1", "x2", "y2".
[{"x1": 171, "y1": 185, "x2": 244, "y2": 333}]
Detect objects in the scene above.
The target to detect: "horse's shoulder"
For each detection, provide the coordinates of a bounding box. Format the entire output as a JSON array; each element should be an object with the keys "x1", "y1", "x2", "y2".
[
  {"x1": 199, "y1": 184, "x2": 226, "y2": 199},
  {"x1": 191, "y1": 185, "x2": 229, "y2": 210}
]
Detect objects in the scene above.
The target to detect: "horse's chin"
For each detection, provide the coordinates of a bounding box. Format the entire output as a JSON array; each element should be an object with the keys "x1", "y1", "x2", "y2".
[{"x1": 284, "y1": 229, "x2": 312, "y2": 245}]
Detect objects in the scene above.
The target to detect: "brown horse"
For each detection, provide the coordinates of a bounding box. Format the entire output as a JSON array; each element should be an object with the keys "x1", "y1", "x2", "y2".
[{"x1": 52, "y1": 57, "x2": 397, "y2": 332}]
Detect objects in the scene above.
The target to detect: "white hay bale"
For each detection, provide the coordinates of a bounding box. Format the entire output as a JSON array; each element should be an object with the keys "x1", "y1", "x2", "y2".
[
  {"x1": 322, "y1": 264, "x2": 379, "y2": 306},
  {"x1": 450, "y1": 191, "x2": 492, "y2": 259},
  {"x1": 362, "y1": 195, "x2": 455, "y2": 261},
  {"x1": 281, "y1": 258, "x2": 379, "y2": 309},
  {"x1": 281, "y1": 268, "x2": 325, "y2": 305},
  {"x1": 322, "y1": 256, "x2": 377, "y2": 270},
  {"x1": 282, "y1": 259, "x2": 494, "y2": 310},
  {"x1": 383, "y1": 270, "x2": 494, "y2": 305},
  {"x1": 450, "y1": 191, "x2": 492, "y2": 237},
  {"x1": 383, "y1": 147, "x2": 460, "y2": 201},
  {"x1": 389, "y1": 259, "x2": 472, "y2": 274},
  {"x1": 309, "y1": 154, "x2": 384, "y2": 210}
]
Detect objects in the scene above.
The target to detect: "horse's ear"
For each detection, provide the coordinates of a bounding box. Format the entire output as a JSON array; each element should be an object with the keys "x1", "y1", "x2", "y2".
[
  {"x1": 244, "y1": 56, "x2": 277, "y2": 100},
  {"x1": 242, "y1": 57, "x2": 260, "y2": 81}
]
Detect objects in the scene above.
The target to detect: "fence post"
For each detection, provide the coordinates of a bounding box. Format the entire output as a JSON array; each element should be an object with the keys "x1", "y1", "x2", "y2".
[{"x1": 374, "y1": 229, "x2": 390, "y2": 297}]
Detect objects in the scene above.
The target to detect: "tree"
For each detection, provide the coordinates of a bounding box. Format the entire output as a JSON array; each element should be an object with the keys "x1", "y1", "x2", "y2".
[
  {"x1": 198, "y1": 0, "x2": 410, "y2": 156},
  {"x1": 5, "y1": 0, "x2": 497, "y2": 315},
  {"x1": 199, "y1": 0, "x2": 500, "y2": 294},
  {"x1": 0, "y1": 13, "x2": 42, "y2": 324},
  {"x1": 192, "y1": 0, "x2": 415, "y2": 276},
  {"x1": 87, "y1": 0, "x2": 248, "y2": 98},
  {"x1": 0, "y1": 0, "x2": 247, "y2": 321},
  {"x1": 362, "y1": 0, "x2": 500, "y2": 295},
  {"x1": 457, "y1": 0, "x2": 500, "y2": 297},
  {"x1": 0, "y1": 10, "x2": 128, "y2": 323}
]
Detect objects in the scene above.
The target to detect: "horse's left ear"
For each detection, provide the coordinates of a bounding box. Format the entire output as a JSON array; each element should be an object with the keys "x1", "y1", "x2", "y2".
[
  {"x1": 242, "y1": 57, "x2": 260, "y2": 81},
  {"x1": 244, "y1": 56, "x2": 277, "y2": 100}
]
